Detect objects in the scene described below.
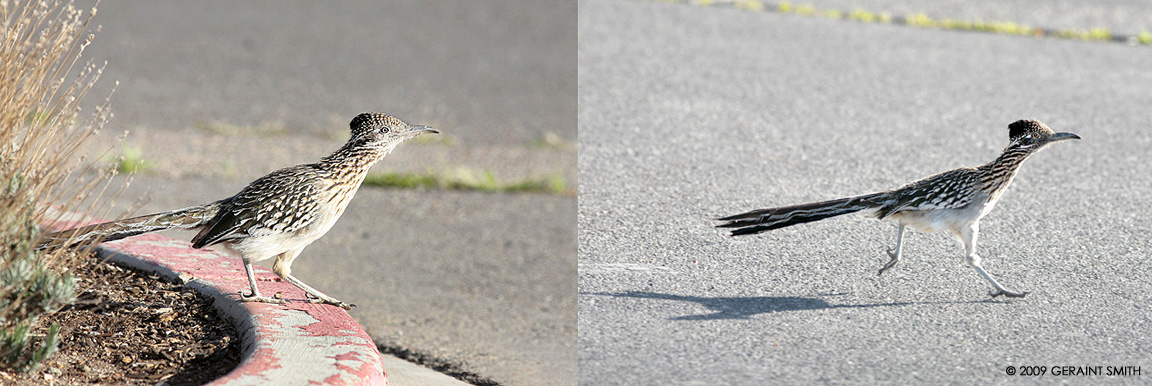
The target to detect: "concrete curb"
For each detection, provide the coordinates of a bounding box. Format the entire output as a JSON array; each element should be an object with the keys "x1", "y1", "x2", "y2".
[{"x1": 42, "y1": 211, "x2": 386, "y2": 385}]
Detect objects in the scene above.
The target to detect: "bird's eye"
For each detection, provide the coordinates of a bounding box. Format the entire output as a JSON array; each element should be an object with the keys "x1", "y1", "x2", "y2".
[{"x1": 379, "y1": 126, "x2": 390, "y2": 134}]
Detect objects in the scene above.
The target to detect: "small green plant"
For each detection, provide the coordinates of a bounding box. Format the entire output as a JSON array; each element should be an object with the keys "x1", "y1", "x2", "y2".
[
  {"x1": 447, "y1": 169, "x2": 502, "y2": 191},
  {"x1": 904, "y1": 12, "x2": 933, "y2": 27},
  {"x1": 0, "y1": 199, "x2": 74, "y2": 371},
  {"x1": 502, "y1": 173, "x2": 569, "y2": 195},
  {"x1": 1088, "y1": 27, "x2": 1111, "y2": 41},
  {"x1": 527, "y1": 132, "x2": 576, "y2": 151},
  {"x1": 847, "y1": 9, "x2": 876, "y2": 23},
  {"x1": 1139, "y1": 31, "x2": 1152, "y2": 45},
  {"x1": 364, "y1": 169, "x2": 571, "y2": 195},
  {"x1": 985, "y1": 21, "x2": 1032, "y2": 36},
  {"x1": 734, "y1": 1, "x2": 764, "y2": 12},
  {"x1": 363, "y1": 171, "x2": 439, "y2": 190},
  {"x1": 108, "y1": 145, "x2": 153, "y2": 174}
]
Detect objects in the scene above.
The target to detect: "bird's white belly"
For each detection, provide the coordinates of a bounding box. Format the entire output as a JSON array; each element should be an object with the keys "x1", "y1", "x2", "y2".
[
  {"x1": 223, "y1": 231, "x2": 314, "y2": 263},
  {"x1": 222, "y1": 189, "x2": 354, "y2": 263},
  {"x1": 890, "y1": 201, "x2": 990, "y2": 235}
]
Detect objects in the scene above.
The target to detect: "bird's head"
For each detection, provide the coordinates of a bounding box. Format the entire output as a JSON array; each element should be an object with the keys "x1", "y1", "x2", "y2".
[
  {"x1": 348, "y1": 112, "x2": 438, "y2": 149},
  {"x1": 1007, "y1": 119, "x2": 1080, "y2": 150}
]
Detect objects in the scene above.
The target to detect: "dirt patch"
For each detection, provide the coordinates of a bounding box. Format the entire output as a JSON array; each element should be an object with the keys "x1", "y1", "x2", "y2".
[{"x1": 0, "y1": 255, "x2": 241, "y2": 385}]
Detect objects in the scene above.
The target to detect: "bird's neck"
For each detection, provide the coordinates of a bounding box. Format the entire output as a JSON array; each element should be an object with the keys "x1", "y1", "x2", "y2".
[
  {"x1": 977, "y1": 144, "x2": 1035, "y2": 195},
  {"x1": 317, "y1": 140, "x2": 391, "y2": 180}
]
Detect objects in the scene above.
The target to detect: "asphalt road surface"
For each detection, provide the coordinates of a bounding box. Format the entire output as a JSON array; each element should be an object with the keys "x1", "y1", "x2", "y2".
[
  {"x1": 579, "y1": 0, "x2": 1152, "y2": 384},
  {"x1": 72, "y1": 1, "x2": 576, "y2": 385}
]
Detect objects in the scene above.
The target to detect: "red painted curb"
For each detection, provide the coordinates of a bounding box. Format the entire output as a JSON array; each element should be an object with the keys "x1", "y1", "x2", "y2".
[{"x1": 42, "y1": 211, "x2": 387, "y2": 385}]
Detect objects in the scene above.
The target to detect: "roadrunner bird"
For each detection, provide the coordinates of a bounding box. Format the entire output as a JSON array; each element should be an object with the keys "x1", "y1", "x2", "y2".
[
  {"x1": 41, "y1": 113, "x2": 438, "y2": 309},
  {"x1": 716, "y1": 119, "x2": 1079, "y2": 298}
]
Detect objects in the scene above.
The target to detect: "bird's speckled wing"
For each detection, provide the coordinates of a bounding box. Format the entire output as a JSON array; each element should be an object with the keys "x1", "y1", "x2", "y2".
[
  {"x1": 875, "y1": 167, "x2": 979, "y2": 218},
  {"x1": 191, "y1": 165, "x2": 324, "y2": 248}
]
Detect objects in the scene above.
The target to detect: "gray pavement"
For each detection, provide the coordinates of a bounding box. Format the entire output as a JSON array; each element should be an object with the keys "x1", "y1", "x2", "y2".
[
  {"x1": 84, "y1": 0, "x2": 575, "y2": 146},
  {"x1": 73, "y1": 1, "x2": 575, "y2": 385},
  {"x1": 578, "y1": 0, "x2": 1152, "y2": 384}
]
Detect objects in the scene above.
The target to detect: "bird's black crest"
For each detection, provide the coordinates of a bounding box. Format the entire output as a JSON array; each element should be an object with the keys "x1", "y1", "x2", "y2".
[
  {"x1": 349, "y1": 112, "x2": 402, "y2": 137},
  {"x1": 1007, "y1": 119, "x2": 1052, "y2": 140}
]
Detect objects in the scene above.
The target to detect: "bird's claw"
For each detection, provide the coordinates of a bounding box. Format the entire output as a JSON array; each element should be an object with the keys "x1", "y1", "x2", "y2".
[
  {"x1": 304, "y1": 293, "x2": 356, "y2": 309},
  {"x1": 307, "y1": 298, "x2": 355, "y2": 310},
  {"x1": 239, "y1": 291, "x2": 288, "y2": 304}
]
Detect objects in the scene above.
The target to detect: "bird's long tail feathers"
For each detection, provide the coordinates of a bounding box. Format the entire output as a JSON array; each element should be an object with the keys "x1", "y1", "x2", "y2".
[
  {"x1": 716, "y1": 193, "x2": 883, "y2": 236},
  {"x1": 38, "y1": 203, "x2": 221, "y2": 250}
]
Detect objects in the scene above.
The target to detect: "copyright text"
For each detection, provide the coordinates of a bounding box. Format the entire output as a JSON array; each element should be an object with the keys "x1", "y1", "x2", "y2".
[{"x1": 1004, "y1": 366, "x2": 1141, "y2": 377}]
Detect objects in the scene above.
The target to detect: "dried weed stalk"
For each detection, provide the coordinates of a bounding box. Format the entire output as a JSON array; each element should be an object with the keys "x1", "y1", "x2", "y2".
[{"x1": 1, "y1": 0, "x2": 129, "y2": 371}]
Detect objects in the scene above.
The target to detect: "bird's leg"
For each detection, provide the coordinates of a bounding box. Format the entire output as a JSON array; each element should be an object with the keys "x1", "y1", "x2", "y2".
[
  {"x1": 281, "y1": 274, "x2": 356, "y2": 310},
  {"x1": 273, "y1": 250, "x2": 355, "y2": 310},
  {"x1": 879, "y1": 224, "x2": 906, "y2": 276},
  {"x1": 970, "y1": 261, "x2": 1028, "y2": 298},
  {"x1": 240, "y1": 261, "x2": 287, "y2": 304},
  {"x1": 960, "y1": 223, "x2": 1028, "y2": 298}
]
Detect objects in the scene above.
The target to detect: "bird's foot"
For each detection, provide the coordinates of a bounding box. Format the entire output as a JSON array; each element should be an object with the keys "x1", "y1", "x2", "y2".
[
  {"x1": 989, "y1": 289, "x2": 1030, "y2": 298},
  {"x1": 239, "y1": 291, "x2": 288, "y2": 304},
  {"x1": 305, "y1": 294, "x2": 356, "y2": 310}
]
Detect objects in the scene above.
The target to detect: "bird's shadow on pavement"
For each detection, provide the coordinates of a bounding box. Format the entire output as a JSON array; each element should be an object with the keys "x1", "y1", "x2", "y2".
[{"x1": 591, "y1": 291, "x2": 985, "y2": 320}]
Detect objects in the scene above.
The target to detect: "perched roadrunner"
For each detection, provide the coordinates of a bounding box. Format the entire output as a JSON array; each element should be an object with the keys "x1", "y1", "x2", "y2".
[
  {"x1": 42, "y1": 113, "x2": 437, "y2": 309},
  {"x1": 716, "y1": 119, "x2": 1079, "y2": 298}
]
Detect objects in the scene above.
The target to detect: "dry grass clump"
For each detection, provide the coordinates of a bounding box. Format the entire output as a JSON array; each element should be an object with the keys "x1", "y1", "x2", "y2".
[{"x1": 1, "y1": 0, "x2": 127, "y2": 372}]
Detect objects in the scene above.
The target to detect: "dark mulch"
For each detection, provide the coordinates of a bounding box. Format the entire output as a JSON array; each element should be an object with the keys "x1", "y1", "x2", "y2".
[{"x1": 0, "y1": 255, "x2": 242, "y2": 385}]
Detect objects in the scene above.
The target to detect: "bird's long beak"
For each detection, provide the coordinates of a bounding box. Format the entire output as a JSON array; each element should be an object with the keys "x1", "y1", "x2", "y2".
[
  {"x1": 1050, "y1": 132, "x2": 1081, "y2": 142},
  {"x1": 406, "y1": 124, "x2": 439, "y2": 136}
]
